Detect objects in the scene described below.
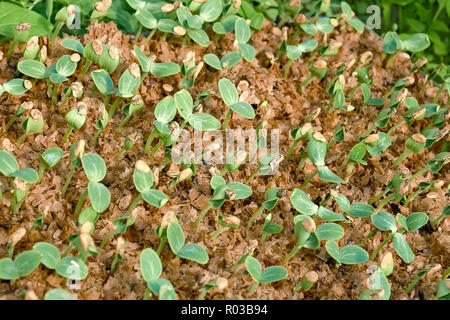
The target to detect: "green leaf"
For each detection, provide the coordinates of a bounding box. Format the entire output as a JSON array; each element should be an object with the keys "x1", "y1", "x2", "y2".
[
  {"x1": 334, "y1": 193, "x2": 350, "y2": 213},
  {"x1": 88, "y1": 181, "x2": 111, "y2": 213},
  {"x1": 55, "y1": 257, "x2": 88, "y2": 280},
  {"x1": 140, "y1": 248, "x2": 162, "y2": 282},
  {"x1": 239, "y1": 43, "x2": 256, "y2": 62},
  {"x1": 189, "y1": 113, "x2": 221, "y2": 131},
  {"x1": 235, "y1": 18, "x2": 251, "y2": 44},
  {"x1": 200, "y1": 0, "x2": 222, "y2": 22},
  {"x1": 81, "y1": 153, "x2": 106, "y2": 182},
  {"x1": 118, "y1": 69, "x2": 141, "y2": 98},
  {"x1": 340, "y1": 245, "x2": 369, "y2": 264},
  {"x1": 259, "y1": 266, "x2": 288, "y2": 284},
  {"x1": 10, "y1": 168, "x2": 39, "y2": 183},
  {"x1": 367, "y1": 268, "x2": 391, "y2": 300},
  {"x1": 290, "y1": 188, "x2": 318, "y2": 215},
  {"x1": 219, "y1": 78, "x2": 239, "y2": 106},
  {"x1": 44, "y1": 288, "x2": 76, "y2": 300},
  {"x1": 0, "y1": 2, "x2": 52, "y2": 39},
  {"x1": 135, "y1": 8, "x2": 157, "y2": 29},
  {"x1": 325, "y1": 240, "x2": 341, "y2": 263},
  {"x1": 230, "y1": 102, "x2": 255, "y2": 119},
  {"x1": 15, "y1": 250, "x2": 41, "y2": 277},
  {"x1": 40, "y1": 147, "x2": 63, "y2": 168},
  {"x1": 317, "y1": 166, "x2": 345, "y2": 184},
  {"x1": 393, "y1": 233, "x2": 414, "y2": 263},
  {"x1": 210, "y1": 176, "x2": 226, "y2": 189},
  {"x1": 33, "y1": 242, "x2": 60, "y2": 269},
  {"x1": 0, "y1": 150, "x2": 19, "y2": 176},
  {"x1": 348, "y1": 142, "x2": 367, "y2": 163},
  {"x1": 403, "y1": 33, "x2": 430, "y2": 52},
  {"x1": 56, "y1": 55, "x2": 78, "y2": 77},
  {"x1": 141, "y1": 189, "x2": 168, "y2": 208},
  {"x1": 316, "y1": 223, "x2": 345, "y2": 240},
  {"x1": 227, "y1": 182, "x2": 252, "y2": 200},
  {"x1": 154, "y1": 96, "x2": 176, "y2": 124},
  {"x1": 317, "y1": 206, "x2": 346, "y2": 222},
  {"x1": 0, "y1": 258, "x2": 19, "y2": 280},
  {"x1": 245, "y1": 256, "x2": 262, "y2": 282},
  {"x1": 167, "y1": 221, "x2": 185, "y2": 254},
  {"x1": 133, "y1": 168, "x2": 153, "y2": 193},
  {"x1": 348, "y1": 203, "x2": 374, "y2": 218},
  {"x1": 177, "y1": 244, "x2": 209, "y2": 264},
  {"x1": 371, "y1": 211, "x2": 397, "y2": 232},
  {"x1": 17, "y1": 60, "x2": 47, "y2": 79},
  {"x1": 91, "y1": 69, "x2": 116, "y2": 95},
  {"x1": 316, "y1": 17, "x2": 333, "y2": 33},
  {"x1": 61, "y1": 39, "x2": 84, "y2": 54},
  {"x1": 78, "y1": 206, "x2": 100, "y2": 226},
  {"x1": 174, "y1": 89, "x2": 193, "y2": 120},
  {"x1": 187, "y1": 28, "x2": 210, "y2": 47},
  {"x1": 150, "y1": 63, "x2": 180, "y2": 77},
  {"x1": 307, "y1": 138, "x2": 326, "y2": 166},
  {"x1": 3, "y1": 79, "x2": 29, "y2": 95},
  {"x1": 204, "y1": 54, "x2": 222, "y2": 70},
  {"x1": 405, "y1": 212, "x2": 428, "y2": 232},
  {"x1": 221, "y1": 51, "x2": 242, "y2": 68},
  {"x1": 148, "y1": 278, "x2": 177, "y2": 300}
]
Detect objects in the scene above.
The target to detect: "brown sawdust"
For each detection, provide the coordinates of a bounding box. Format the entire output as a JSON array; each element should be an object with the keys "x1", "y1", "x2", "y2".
[{"x1": 0, "y1": 20, "x2": 448, "y2": 300}]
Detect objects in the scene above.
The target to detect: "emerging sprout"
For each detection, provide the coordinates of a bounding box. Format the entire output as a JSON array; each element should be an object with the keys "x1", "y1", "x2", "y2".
[
  {"x1": 38, "y1": 147, "x2": 63, "y2": 181},
  {"x1": 6, "y1": 21, "x2": 31, "y2": 59},
  {"x1": 261, "y1": 213, "x2": 283, "y2": 243},
  {"x1": 61, "y1": 140, "x2": 85, "y2": 198},
  {"x1": 247, "y1": 187, "x2": 284, "y2": 227},
  {"x1": 6, "y1": 102, "x2": 33, "y2": 131},
  {"x1": 245, "y1": 256, "x2": 288, "y2": 294},
  {"x1": 16, "y1": 109, "x2": 44, "y2": 145},
  {"x1": 393, "y1": 133, "x2": 427, "y2": 167},
  {"x1": 62, "y1": 102, "x2": 87, "y2": 144},
  {"x1": 197, "y1": 277, "x2": 228, "y2": 300},
  {"x1": 294, "y1": 271, "x2": 319, "y2": 293},
  {"x1": 211, "y1": 214, "x2": 241, "y2": 239}
]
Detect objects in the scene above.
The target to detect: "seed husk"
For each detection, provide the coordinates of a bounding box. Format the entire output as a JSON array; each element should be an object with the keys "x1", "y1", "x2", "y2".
[
  {"x1": 412, "y1": 133, "x2": 426, "y2": 143},
  {"x1": 25, "y1": 290, "x2": 39, "y2": 300},
  {"x1": 136, "y1": 160, "x2": 150, "y2": 173},
  {"x1": 92, "y1": 40, "x2": 103, "y2": 56},
  {"x1": 209, "y1": 167, "x2": 221, "y2": 176},
  {"x1": 80, "y1": 233, "x2": 95, "y2": 251},
  {"x1": 26, "y1": 36, "x2": 39, "y2": 51},
  {"x1": 369, "y1": 289, "x2": 385, "y2": 299},
  {"x1": 21, "y1": 101, "x2": 34, "y2": 110},
  {"x1": 129, "y1": 63, "x2": 141, "y2": 78},
  {"x1": 24, "y1": 80, "x2": 32, "y2": 90},
  {"x1": 74, "y1": 139, "x2": 85, "y2": 158},
  {"x1": 109, "y1": 45, "x2": 120, "y2": 60},
  {"x1": 225, "y1": 189, "x2": 236, "y2": 200},
  {"x1": 412, "y1": 108, "x2": 426, "y2": 120},
  {"x1": 223, "y1": 215, "x2": 240, "y2": 225},
  {"x1": 380, "y1": 252, "x2": 393, "y2": 269},
  {"x1": 360, "y1": 51, "x2": 373, "y2": 64},
  {"x1": 71, "y1": 82, "x2": 84, "y2": 98},
  {"x1": 312, "y1": 132, "x2": 327, "y2": 142},
  {"x1": 9, "y1": 227, "x2": 26, "y2": 245},
  {"x1": 216, "y1": 278, "x2": 228, "y2": 290},
  {"x1": 174, "y1": 26, "x2": 186, "y2": 36},
  {"x1": 70, "y1": 53, "x2": 81, "y2": 62},
  {"x1": 80, "y1": 221, "x2": 93, "y2": 234},
  {"x1": 161, "y1": 4, "x2": 174, "y2": 12},
  {"x1": 30, "y1": 109, "x2": 42, "y2": 120},
  {"x1": 276, "y1": 188, "x2": 286, "y2": 198},
  {"x1": 116, "y1": 237, "x2": 126, "y2": 254},
  {"x1": 76, "y1": 102, "x2": 88, "y2": 116},
  {"x1": 313, "y1": 60, "x2": 327, "y2": 69},
  {"x1": 161, "y1": 211, "x2": 176, "y2": 229},
  {"x1": 301, "y1": 218, "x2": 316, "y2": 232},
  {"x1": 179, "y1": 168, "x2": 193, "y2": 181},
  {"x1": 305, "y1": 271, "x2": 319, "y2": 283},
  {"x1": 365, "y1": 134, "x2": 379, "y2": 144},
  {"x1": 131, "y1": 95, "x2": 143, "y2": 105}
]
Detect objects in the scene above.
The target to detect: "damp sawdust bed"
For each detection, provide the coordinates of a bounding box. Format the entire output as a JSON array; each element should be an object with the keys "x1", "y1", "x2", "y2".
[{"x1": 0, "y1": 20, "x2": 448, "y2": 300}]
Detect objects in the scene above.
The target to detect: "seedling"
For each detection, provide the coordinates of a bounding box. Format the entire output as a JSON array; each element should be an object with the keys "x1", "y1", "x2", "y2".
[
  {"x1": 65, "y1": 218, "x2": 98, "y2": 261},
  {"x1": 286, "y1": 123, "x2": 313, "y2": 160},
  {"x1": 90, "y1": 0, "x2": 112, "y2": 24},
  {"x1": 133, "y1": 46, "x2": 180, "y2": 83},
  {"x1": 216, "y1": 149, "x2": 247, "y2": 177},
  {"x1": 117, "y1": 95, "x2": 144, "y2": 131},
  {"x1": 74, "y1": 153, "x2": 111, "y2": 216},
  {"x1": 326, "y1": 124, "x2": 345, "y2": 151},
  {"x1": 342, "y1": 133, "x2": 391, "y2": 176},
  {"x1": 62, "y1": 103, "x2": 87, "y2": 144},
  {"x1": 247, "y1": 187, "x2": 284, "y2": 227},
  {"x1": 409, "y1": 152, "x2": 449, "y2": 184},
  {"x1": 405, "y1": 180, "x2": 444, "y2": 204},
  {"x1": 6, "y1": 22, "x2": 31, "y2": 59},
  {"x1": 203, "y1": 52, "x2": 243, "y2": 71},
  {"x1": 302, "y1": 132, "x2": 345, "y2": 185},
  {"x1": 340, "y1": 2, "x2": 365, "y2": 33},
  {"x1": 181, "y1": 51, "x2": 203, "y2": 88},
  {"x1": 219, "y1": 78, "x2": 255, "y2": 130},
  {"x1": 359, "y1": 83, "x2": 384, "y2": 108},
  {"x1": 0, "y1": 79, "x2": 31, "y2": 97},
  {"x1": 168, "y1": 166, "x2": 194, "y2": 191},
  {"x1": 50, "y1": 5, "x2": 77, "y2": 48},
  {"x1": 0, "y1": 250, "x2": 41, "y2": 281},
  {"x1": 382, "y1": 32, "x2": 430, "y2": 67},
  {"x1": 393, "y1": 133, "x2": 427, "y2": 167},
  {"x1": 61, "y1": 140, "x2": 85, "y2": 198},
  {"x1": 246, "y1": 154, "x2": 284, "y2": 184},
  {"x1": 370, "y1": 211, "x2": 429, "y2": 262},
  {"x1": 212, "y1": 214, "x2": 240, "y2": 239},
  {"x1": 61, "y1": 82, "x2": 84, "y2": 108},
  {"x1": 299, "y1": 59, "x2": 328, "y2": 93},
  {"x1": 347, "y1": 65, "x2": 372, "y2": 101},
  {"x1": 325, "y1": 240, "x2": 369, "y2": 266},
  {"x1": 167, "y1": 218, "x2": 209, "y2": 264},
  {"x1": 232, "y1": 240, "x2": 258, "y2": 273},
  {"x1": 82, "y1": 40, "x2": 121, "y2": 75},
  {"x1": 174, "y1": 4, "x2": 211, "y2": 47},
  {"x1": 92, "y1": 103, "x2": 110, "y2": 147},
  {"x1": 234, "y1": 18, "x2": 256, "y2": 63},
  {"x1": 245, "y1": 256, "x2": 288, "y2": 294},
  {"x1": 283, "y1": 215, "x2": 316, "y2": 264},
  {"x1": 117, "y1": 132, "x2": 141, "y2": 159},
  {"x1": 435, "y1": 278, "x2": 450, "y2": 300},
  {"x1": 38, "y1": 147, "x2": 63, "y2": 180},
  {"x1": 261, "y1": 213, "x2": 282, "y2": 243},
  {"x1": 283, "y1": 39, "x2": 318, "y2": 76},
  {"x1": 5, "y1": 101, "x2": 33, "y2": 131},
  {"x1": 48, "y1": 54, "x2": 81, "y2": 106},
  {"x1": 405, "y1": 269, "x2": 429, "y2": 295},
  {"x1": 111, "y1": 237, "x2": 125, "y2": 273},
  {"x1": 16, "y1": 109, "x2": 44, "y2": 145},
  {"x1": 293, "y1": 271, "x2": 319, "y2": 293},
  {"x1": 360, "y1": 252, "x2": 393, "y2": 300},
  {"x1": 44, "y1": 289, "x2": 76, "y2": 300},
  {"x1": 197, "y1": 277, "x2": 228, "y2": 300},
  {"x1": 0, "y1": 150, "x2": 39, "y2": 212},
  {"x1": 140, "y1": 248, "x2": 177, "y2": 300},
  {"x1": 194, "y1": 176, "x2": 252, "y2": 232},
  {"x1": 431, "y1": 205, "x2": 449, "y2": 228}
]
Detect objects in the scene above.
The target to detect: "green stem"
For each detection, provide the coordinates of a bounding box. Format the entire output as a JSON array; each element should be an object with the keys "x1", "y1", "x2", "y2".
[
  {"x1": 247, "y1": 207, "x2": 264, "y2": 227},
  {"x1": 61, "y1": 165, "x2": 75, "y2": 198},
  {"x1": 393, "y1": 149, "x2": 411, "y2": 167},
  {"x1": 60, "y1": 94, "x2": 72, "y2": 109},
  {"x1": 326, "y1": 96, "x2": 334, "y2": 113},
  {"x1": 348, "y1": 83, "x2": 361, "y2": 100},
  {"x1": 431, "y1": 212, "x2": 446, "y2": 227},
  {"x1": 361, "y1": 229, "x2": 378, "y2": 245},
  {"x1": 369, "y1": 188, "x2": 390, "y2": 205},
  {"x1": 135, "y1": 24, "x2": 143, "y2": 41},
  {"x1": 156, "y1": 237, "x2": 167, "y2": 255},
  {"x1": 194, "y1": 203, "x2": 213, "y2": 232},
  {"x1": 128, "y1": 194, "x2": 142, "y2": 213},
  {"x1": 346, "y1": 162, "x2": 355, "y2": 176},
  {"x1": 250, "y1": 282, "x2": 259, "y2": 294},
  {"x1": 299, "y1": 74, "x2": 314, "y2": 93},
  {"x1": 104, "y1": 95, "x2": 111, "y2": 111},
  {"x1": 387, "y1": 120, "x2": 405, "y2": 135},
  {"x1": 246, "y1": 167, "x2": 260, "y2": 184},
  {"x1": 232, "y1": 253, "x2": 249, "y2": 273},
  {"x1": 211, "y1": 226, "x2": 227, "y2": 239},
  {"x1": 385, "y1": 51, "x2": 398, "y2": 68},
  {"x1": 142, "y1": 29, "x2": 157, "y2": 47},
  {"x1": 61, "y1": 243, "x2": 74, "y2": 258},
  {"x1": 16, "y1": 134, "x2": 29, "y2": 145},
  {"x1": 144, "y1": 129, "x2": 157, "y2": 154},
  {"x1": 50, "y1": 21, "x2": 63, "y2": 49},
  {"x1": 362, "y1": 123, "x2": 376, "y2": 139},
  {"x1": 283, "y1": 60, "x2": 293, "y2": 77},
  {"x1": 79, "y1": 60, "x2": 92, "y2": 76},
  {"x1": 297, "y1": 150, "x2": 308, "y2": 170},
  {"x1": 38, "y1": 164, "x2": 45, "y2": 181},
  {"x1": 74, "y1": 188, "x2": 88, "y2": 217},
  {"x1": 286, "y1": 140, "x2": 300, "y2": 160},
  {"x1": 6, "y1": 39, "x2": 18, "y2": 59},
  {"x1": 405, "y1": 188, "x2": 424, "y2": 204},
  {"x1": 370, "y1": 232, "x2": 394, "y2": 261},
  {"x1": 433, "y1": 83, "x2": 445, "y2": 104},
  {"x1": 100, "y1": 229, "x2": 120, "y2": 248},
  {"x1": 92, "y1": 129, "x2": 102, "y2": 148},
  {"x1": 116, "y1": 114, "x2": 132, "y2": 132},
  {"x1": 377, "y1": 193, "x2": 396, "y2": 210},
  {"x1": 116, "y1": 148, "x2": 126, "y2": 159},
  {"x1": 159, "y1": 155, "x2": 171, "y2": 170},
  {"x1": 222, "y1": 109, "x2": 233, "y2": 130},
  {"x1": 405, "y1": 270, "x2": 429, "y2": 294},
  {"x1": 51, "y1": 82, "x2": 60, "y2": 106},
  {"x1": 108, "y1": 97, "x2": 123, "y2": 118},
  {"x1": 303, "y1": 168, "x2": 318, "y2": 186},
  {"x1": 409, "y1": 167, "x2": 429, "y2": 184},
  {"x1": 6, "y1": 115, "x2": 18, "y2": 130},
  {"x1": 283, "y1": 244, "x2": 302, "y2": 264},
  {"x1": 150, "y1": 140, "x2": 164, "y2": 156},
  {"x1": 61, "y1": 126, "x2": 73, "y2": 144},
  {"x1": 219, "y1": 168, "x2": 228, "y2": 176}
]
